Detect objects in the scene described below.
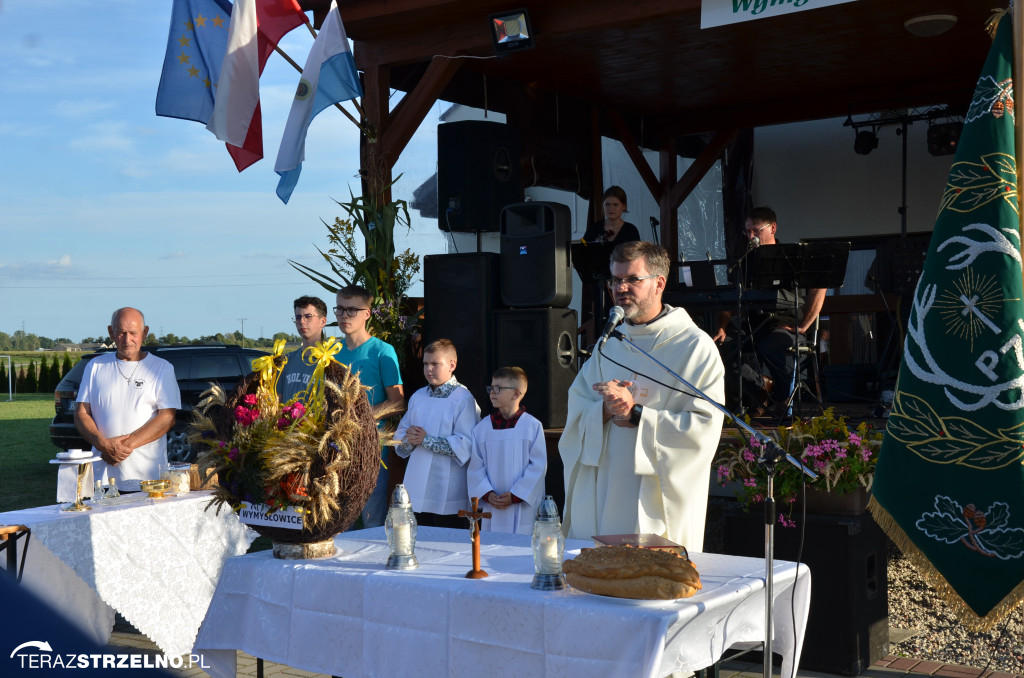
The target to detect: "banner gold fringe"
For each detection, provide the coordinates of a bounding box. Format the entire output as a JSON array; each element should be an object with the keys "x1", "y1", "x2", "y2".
[
  {"x1": 987, "y1": 8, "x2": 1008, "y2": 39},
  {"x1": 868, "y1": 495, "x2": 1024, "y2": 632}
]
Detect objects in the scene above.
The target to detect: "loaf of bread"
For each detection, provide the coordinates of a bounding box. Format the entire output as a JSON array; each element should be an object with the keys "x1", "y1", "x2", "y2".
[{"x1": 562, "y1": 545, "x2": 701, "y2": 599}]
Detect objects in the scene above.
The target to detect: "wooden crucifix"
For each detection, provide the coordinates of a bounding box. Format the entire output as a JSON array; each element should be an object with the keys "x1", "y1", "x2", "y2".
[{"x1": 459, "y1": 496, "x2": 491, "y2": 579}]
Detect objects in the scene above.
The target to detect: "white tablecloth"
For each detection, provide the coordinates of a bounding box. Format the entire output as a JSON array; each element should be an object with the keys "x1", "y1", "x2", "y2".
[
  {"x1": 194, "y1": 527, "x2": 810, "y2": 678},
  {"x1": 1, "y1": 490, "x2": 254, "y2": 657}
]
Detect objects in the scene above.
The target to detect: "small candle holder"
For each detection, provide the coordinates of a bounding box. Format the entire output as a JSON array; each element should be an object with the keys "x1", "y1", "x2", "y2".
[
  {"x1": 531, "y1": 495, "x2": 566, "y2": 590},
  {"x1": 385, "y1": 484, "x2": 419, "y2": 570}
]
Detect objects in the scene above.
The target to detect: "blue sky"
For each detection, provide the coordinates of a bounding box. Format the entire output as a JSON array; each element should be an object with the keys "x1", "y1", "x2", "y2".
[{"x1": 0, "y1": 0, "x2": 447, "y2": 342}]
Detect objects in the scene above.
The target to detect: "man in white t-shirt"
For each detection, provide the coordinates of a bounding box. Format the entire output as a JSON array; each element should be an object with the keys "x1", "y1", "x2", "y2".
[{"x1": 74, "y1": 307, "x2": 181, "y2": 482}]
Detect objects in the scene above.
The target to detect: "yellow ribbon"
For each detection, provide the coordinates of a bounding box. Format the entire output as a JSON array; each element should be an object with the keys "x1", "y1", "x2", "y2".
[
  {"x1": 297, "y1": 338, "x2": 344, "y2": 422},
  {"x1": 302, "y1": 336, "x2": 342, "y2": 371},
  {"x1": 253, "y1": 339, "x2": 288, "y2": 384},
  {"x1": 252, "y1": 338, "x2": 288, "y2": 404}
]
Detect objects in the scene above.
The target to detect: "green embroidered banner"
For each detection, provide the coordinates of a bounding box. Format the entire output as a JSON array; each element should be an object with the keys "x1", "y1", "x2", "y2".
[{"x1": 869, "y1": 8, "x2": 1024, "y2": 630}]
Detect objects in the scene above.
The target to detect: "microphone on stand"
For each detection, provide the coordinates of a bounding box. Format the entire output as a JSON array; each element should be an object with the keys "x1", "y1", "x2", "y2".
[
  {"x1": 728, "y1": 237, "x2": 760, "y2": 274},
  {"x1": 649, "y1": 217, "x2": 660, "y2": 245},
  {"x1": 597, "y1": 306, "x2": 625, "y2": 350}
]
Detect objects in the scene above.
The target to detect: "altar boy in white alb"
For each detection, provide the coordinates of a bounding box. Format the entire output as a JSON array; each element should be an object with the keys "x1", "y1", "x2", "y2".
[
  {"x1": 395, "y1": 339, "x2": 481, "y2": 528},
  {"x1": 467, "y1": 366, "x2": 547, "y2": 535}
]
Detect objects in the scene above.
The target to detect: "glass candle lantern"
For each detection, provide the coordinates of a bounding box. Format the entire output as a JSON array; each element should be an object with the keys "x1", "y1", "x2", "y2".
[
  {"x1": 531, "y1": 495, "x2": 566, "y2": 590},
  {"x1": 385, "y1": 484, "x2": 419, "y2": 570}
]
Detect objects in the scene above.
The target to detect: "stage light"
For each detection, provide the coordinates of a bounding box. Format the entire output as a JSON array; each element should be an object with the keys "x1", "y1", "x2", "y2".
[
  {"x1": 854, "y1": 130, "x2": 878, "y2": 155},
  {"x1": 927, "y1": 121, "x2": 963, "y2": 156},
  {"x1": 490, "y1": 9, "x2": 534, "y2": 54}
]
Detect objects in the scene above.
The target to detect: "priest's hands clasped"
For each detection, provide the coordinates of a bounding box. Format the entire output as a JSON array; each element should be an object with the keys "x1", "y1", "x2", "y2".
[{"x1": 594, "y1": 379, "x2": 636, "y2": 426}]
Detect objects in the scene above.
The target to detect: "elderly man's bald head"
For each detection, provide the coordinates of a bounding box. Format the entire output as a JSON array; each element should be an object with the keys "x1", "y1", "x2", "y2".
[{"x1": 111, "y1": 307, "x2": 145, "y2": 328}]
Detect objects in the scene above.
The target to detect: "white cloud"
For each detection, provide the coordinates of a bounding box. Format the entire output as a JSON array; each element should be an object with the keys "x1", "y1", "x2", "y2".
[
  {"x1": 67, "y1": 120, "x2": 135, "y2": 153},
  {"x1": 55, "y1": 99, "x2": 117, "y2": 118}
]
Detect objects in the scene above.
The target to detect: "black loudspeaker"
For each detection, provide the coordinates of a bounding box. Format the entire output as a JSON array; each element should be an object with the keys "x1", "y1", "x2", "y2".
[
  {"x1": 723, "y1": 510, "x2": 889, "y2": 675},
  {"x1": 424, "y1": 253, "x2": 503, "y2": 411},
  {"x1": 499, "y1": 201, "x2": 572, "y2": 308},
  {"x1": 437, "y1": 121, "x2": 522, "y2": 232},
  {"x1": 492, "y1": 308, "x2": 578, "y2": 429}
]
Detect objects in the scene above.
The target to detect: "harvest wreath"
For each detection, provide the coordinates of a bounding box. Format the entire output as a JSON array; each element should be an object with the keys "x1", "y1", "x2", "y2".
[{"x1": 191, "y1": 339, "x2": 397, "y2": 550}]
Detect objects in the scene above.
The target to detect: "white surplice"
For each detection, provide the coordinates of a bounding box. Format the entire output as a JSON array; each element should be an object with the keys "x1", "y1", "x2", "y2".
[
  {"x1": 467, "y1": 412, "x2": 547, "y2": 534},
  {"x1": 395, "y1": 384, "x2": 480, "y2": 515},
  {"x1": 559, "y1": 305, "x2": 725, "y2": 550}
]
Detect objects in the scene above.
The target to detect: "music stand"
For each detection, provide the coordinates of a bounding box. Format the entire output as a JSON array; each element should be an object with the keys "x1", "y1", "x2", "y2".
[
  {"x1": 749, "y1": 243, "x2": 850, "y2": 418},
  {"x1": 570, "y1": 241, "x2": 616, "y2": 348}
]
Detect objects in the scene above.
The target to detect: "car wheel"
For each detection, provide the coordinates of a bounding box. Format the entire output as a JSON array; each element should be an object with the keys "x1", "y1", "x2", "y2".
[{"x1": 166, "y1": 427, "x2": 195, "y2": 464}]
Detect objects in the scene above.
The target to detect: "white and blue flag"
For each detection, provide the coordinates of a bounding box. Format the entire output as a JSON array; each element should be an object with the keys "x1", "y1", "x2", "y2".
[{"x1": 274, "y1": 0, "x2": 362, "y2": 203}]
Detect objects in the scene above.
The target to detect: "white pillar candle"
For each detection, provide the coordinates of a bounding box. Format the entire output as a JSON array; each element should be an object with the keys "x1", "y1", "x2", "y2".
[
  {"x1": 541, "y1": 536, "x2": 560, "y2": 571},
  {"x1": 393, "y1": 523, "x2": 412, "y2": 555}
]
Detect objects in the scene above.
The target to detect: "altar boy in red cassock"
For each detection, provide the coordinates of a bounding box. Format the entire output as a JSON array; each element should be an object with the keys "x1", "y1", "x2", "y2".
[{"x1": 467, "y1": 366, "x2": 547, "y2": 535}]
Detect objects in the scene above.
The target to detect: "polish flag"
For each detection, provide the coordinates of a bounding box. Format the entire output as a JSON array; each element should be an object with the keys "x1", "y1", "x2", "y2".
[{"x1": 208, "y1": 0, "x2": 308, "y2": 172}]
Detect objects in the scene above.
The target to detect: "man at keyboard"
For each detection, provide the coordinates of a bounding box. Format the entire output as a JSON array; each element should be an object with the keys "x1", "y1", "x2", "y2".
[{"x1": 711, "y1": 207, "x2": 826, "y2": 412}]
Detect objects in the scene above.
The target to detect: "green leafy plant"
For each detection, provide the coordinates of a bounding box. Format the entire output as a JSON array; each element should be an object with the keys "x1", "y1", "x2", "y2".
[
  {"x1": 289, "y1": 184, "x2": 422, "y2": 366},
  {"x1": 714, "y1": 408, "x2": 883, "y2": 526}
]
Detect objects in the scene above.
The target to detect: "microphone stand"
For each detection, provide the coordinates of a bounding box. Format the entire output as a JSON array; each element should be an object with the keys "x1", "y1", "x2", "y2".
[{"x1": 602, "y1": 332, "x2": 817, "y2": 678}]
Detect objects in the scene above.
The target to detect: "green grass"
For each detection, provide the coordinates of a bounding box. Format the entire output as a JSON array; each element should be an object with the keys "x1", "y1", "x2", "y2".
[{"x1": 0, "y1": 393, "x2": 59, "y2": 513}]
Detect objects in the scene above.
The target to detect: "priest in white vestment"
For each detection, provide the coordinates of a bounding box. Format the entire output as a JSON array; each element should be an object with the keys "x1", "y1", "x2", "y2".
[{"x1": 560, "y1": 241, "x2": 725, "y2": 550}]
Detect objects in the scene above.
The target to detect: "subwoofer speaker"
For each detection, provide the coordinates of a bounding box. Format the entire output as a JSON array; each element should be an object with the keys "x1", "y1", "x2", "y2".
[
  {"x1": 492, "y1": 308, "x2": 578, "y2": 429},
  {"x1": 437, "y1": 121, "x2": 522, "y2": 232},
  {"x1": 723, "y1": 510, "x2": 889, "y2": 675},
  {"x1": 424, "y1": 252, "x2": 503, "y2": 411},
  {"x1": 499, "y1": 201, "x2": 572, "y2": 308}
]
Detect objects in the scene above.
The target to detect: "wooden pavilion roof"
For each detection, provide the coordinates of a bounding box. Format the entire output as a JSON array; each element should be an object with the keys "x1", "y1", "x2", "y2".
[{"x1": 317, "y1": 0, "x2": 992, "y2": 148}]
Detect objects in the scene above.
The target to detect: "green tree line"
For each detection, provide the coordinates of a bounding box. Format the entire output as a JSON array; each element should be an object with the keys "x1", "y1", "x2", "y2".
[
  {"x1": 0, "y1": 330, "x2": 298, "y2": 351},
  {"x1": 0, "y1": 354, "x2": 75, "y2": 395}
]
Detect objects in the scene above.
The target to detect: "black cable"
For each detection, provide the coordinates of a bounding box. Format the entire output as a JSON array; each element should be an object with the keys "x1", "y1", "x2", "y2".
[{"x1": 596, "y1": 337, "x2": 703, "y2": 402}]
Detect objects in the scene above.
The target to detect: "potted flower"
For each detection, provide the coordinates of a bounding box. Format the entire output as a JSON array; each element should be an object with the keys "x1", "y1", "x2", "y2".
[
  {"x1": 192, "y1": 339, "x2": 397, "y2": 558},
  {"x1": 714, "y1": 408, "x2": 883, "y2": 526}
]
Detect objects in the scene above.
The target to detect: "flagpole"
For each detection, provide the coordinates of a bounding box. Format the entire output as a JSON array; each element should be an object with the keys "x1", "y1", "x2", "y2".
[
  {"x1": 1015, "y1": 1, "x2": 1023, "y2": 239},
  {"x1": 1011, "y1": 1, "x2": 1019, "y2": 231}
]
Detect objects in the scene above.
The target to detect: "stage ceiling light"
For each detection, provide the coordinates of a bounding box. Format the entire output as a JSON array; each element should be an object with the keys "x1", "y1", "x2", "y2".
[
  {"x1": 904, "y1": 14, "x2": 958, "y2": 38},
  {"x1": 927, "y1": 121, "x2": 963, "y2": 156},
  {"x1": 490, "y1": 9, "x2": 534, "y2": 54},
  {"x1": 854, "y1": 130, "x2": 878, "y2": 155}
]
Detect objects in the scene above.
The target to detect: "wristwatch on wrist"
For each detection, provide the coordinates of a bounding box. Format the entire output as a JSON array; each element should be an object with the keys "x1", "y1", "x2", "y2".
[{"x1": 629, "y1": 404, "x2": 643, "y2": 427}]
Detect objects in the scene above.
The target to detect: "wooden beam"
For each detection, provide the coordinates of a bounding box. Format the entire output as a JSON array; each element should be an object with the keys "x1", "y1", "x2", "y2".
[
  {"x1": 360, "y1": 65, "x2": 391, "y2": 202},
  {"x1": 659, "y1": 142, "x2": 677, "y2": 259},
  {"x1": 668, "y1": 128, "x2": 737, "y2": 210},
  {"x1": 606, "y1": 108, "x2": 661, "y2": 203},
  {"x1": 381, "y1": 56, "x2": 461, "y2": 163}
]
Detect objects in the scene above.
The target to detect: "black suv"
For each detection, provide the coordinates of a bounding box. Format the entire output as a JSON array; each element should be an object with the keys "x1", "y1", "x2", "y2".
[{"x1": 50, "y1": 344, "x2": 267, "y2": 463}]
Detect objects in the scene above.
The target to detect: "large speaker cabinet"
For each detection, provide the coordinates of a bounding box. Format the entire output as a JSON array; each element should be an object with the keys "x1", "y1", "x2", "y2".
[
  {"x1": 723, "y1": 510, "x2": 889, "y2": 675},
  {"x1": 499, "y1": 201, "x2": 572, "y2": 308},
  {"x1": 437, "y1": 121, "x2": 522, "y2": 232},
  {"x1": 491, "y1": 308, "x2": 578, "y2": 429},
  {"x1": 423, "y1": 252, "x2": 503, "y2": 411}
]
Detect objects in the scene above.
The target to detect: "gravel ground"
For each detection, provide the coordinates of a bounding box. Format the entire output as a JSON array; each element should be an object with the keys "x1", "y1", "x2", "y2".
[
  {"x1": 886, "y1": 544, "x2": 1024, "y2": 673},
  {"x1": 705, "y1": 498, "x2": 1024, "y2": 674}
]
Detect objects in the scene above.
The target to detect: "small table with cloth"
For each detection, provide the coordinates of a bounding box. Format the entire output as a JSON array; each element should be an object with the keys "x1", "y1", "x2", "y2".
[{"x1": 0, "y1": 490, "x2": 253, "y2": 658}]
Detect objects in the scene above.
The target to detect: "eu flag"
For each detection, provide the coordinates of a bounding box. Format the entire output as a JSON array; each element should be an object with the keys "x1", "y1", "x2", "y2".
[{"x1": 156, "y1": 0, "x2": 233, "y2": 124}]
